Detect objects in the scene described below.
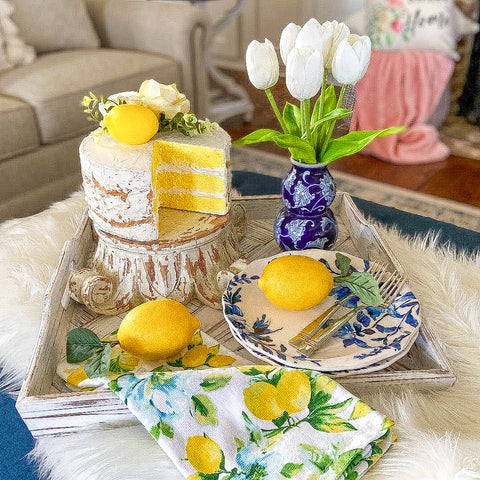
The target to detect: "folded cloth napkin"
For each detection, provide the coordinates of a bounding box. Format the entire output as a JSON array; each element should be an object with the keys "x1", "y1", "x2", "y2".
[
  {"x1": 351, "y1": 50, "x2": 455, "y2": 164},
  {"x1": 109, "y1": 365, "x2": 395, "y2": 480}
]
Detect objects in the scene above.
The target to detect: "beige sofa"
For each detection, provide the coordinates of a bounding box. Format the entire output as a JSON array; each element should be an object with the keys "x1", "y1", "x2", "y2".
[{"x1": 0, "y1": 0, "x2": 210, "y2": 222}]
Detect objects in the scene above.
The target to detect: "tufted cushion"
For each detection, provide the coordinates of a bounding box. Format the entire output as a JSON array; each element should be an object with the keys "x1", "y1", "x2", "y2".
[
  {"x1": 9, "y1": 0, "x2": 99, "y2": 53},
  {"x1": 0, "y1": 49, "x2": 180, "y2": 144},
  {"x1": 0, "y1": 95, "x2": 39, "y2": 160}
]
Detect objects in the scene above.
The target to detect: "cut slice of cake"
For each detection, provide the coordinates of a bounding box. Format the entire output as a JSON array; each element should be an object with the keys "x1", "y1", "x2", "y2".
[{"x1": 151, "y1": 129, "x2": 231, "y2": 216}]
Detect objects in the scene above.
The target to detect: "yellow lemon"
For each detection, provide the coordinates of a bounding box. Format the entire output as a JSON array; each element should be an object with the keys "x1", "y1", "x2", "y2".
[
  {"x1": 258, "y1": 255, "x2": 334, "y2": 310},
  {"x1": 276, "y1": 370, "x2": 311, "y2": 414},
  {"x1": 103, "y1": 104, "x2": 158, "y2": 145},
  {"x1": 117, "y1": 299, "x2": 200, "y2": 361},
  {"x1": 182, "y1": 345, "x2": 209, "y2": 368},
  {"x1": 243, "y1": 382, "x2": 283, "y2": 420},
  {"x1": 186, "y1": 436, "x2": 222, "y2": 474}
]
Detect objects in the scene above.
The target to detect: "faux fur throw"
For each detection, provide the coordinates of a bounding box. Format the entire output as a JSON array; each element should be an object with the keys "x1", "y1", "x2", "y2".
[{"x1": 1, "y1": 193, "x2": 479, "y2": 480}]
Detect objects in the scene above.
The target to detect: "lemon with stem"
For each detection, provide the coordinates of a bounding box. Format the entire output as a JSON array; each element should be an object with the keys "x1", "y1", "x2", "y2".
[{"x1": 186, "y1": 436, "x2": 222, "y2": 474}]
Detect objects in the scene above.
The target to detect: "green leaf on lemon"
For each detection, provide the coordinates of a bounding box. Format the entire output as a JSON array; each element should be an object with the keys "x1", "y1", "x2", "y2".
[
  {"x1": 67, "y1": 327, "x2": 103, "y2": 363},
  {"x1": 191, "y1": 394, "x2": 218, "y2": 425},
  {"x1": 84, "y1": 343, "x2": 111, "y2": 378}
]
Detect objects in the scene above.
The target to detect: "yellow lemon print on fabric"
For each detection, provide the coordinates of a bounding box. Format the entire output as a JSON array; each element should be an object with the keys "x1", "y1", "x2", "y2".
[
  {"x1": 314, "y1": 375, "x2": 338, "y2": 394},
  {"x1": 258, "y1": 255, "x2": 334, "y2": 310},
  {"x1": 182, "y1": 345, "x2": 209, "y2": 368},
  {"x1": 276, "y1": 370, "x2": 311, "y2": 414},
  {"x1": 207, "y1": 355, "x2": 235, "y2": 367},
  {"x1": 186, "y1": 436, "x2": 222, "y2": 474},
  {"x1": 117, "y1": 299, "x2": 200, "y2": 361},
  {"x1": 243, "y1": 382, "x2": 283, "y2": 421},
  {"x1": 350, "y1": 400, "x2": 372, "y2": 420},
  {"x1": 103, "y1": 104, "x2": 158, "y2": 145},
  {"x1": 66, "y1": 365, "x2": 88, "y2": 388}
]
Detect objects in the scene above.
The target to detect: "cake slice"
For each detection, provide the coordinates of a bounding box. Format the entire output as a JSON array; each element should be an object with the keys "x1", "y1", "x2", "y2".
[{"x1": 151, "y1": 129, "x2": 231, "y2": 216}]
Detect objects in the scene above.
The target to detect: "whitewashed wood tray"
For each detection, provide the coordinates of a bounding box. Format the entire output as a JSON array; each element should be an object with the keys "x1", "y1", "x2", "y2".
[{"x1": 16, "y1": 194, "x2": 455, "y2": 439}]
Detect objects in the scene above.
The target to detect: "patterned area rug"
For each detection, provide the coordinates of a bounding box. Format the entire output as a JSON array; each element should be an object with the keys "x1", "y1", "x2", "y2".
[{"x1": 231, "y1": 146, "x2": 480, "y2": 233}]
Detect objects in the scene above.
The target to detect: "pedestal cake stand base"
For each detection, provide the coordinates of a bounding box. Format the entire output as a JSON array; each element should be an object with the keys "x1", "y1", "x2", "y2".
[{"x1": 69, "y1": 204, "x2": 247, "y2": 315}]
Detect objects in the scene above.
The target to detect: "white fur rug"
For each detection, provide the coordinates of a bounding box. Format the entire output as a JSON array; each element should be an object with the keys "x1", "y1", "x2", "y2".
[{"x1": 1, "y1": 192, "x2": 480, "y2": 480}]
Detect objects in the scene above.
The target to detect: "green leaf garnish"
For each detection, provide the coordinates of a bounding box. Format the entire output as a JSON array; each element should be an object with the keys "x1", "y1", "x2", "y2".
[
  {"x1": 332, "y1": 254, "x2": 384, "y2": 306},
  {"x1": 84, "y1": 343, "x2": 112, "y2": 378},
  {"x1": 66, "y1": 327, "x2": 103, "y2": 363},
  {"x1": 335, "y1": 253, "x2": 352, "y2": 277},
  {"x1": 335, "y1": 271, "x2": 383, "y2": 307}
]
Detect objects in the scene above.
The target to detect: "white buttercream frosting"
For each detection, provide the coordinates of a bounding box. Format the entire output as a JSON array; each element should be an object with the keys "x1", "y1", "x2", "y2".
[{"x1": 80, "y1": 127, "x2": 231, "y2": 241}]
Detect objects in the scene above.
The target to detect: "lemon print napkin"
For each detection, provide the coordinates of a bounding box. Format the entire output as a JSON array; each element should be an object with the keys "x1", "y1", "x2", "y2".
[{"x1": 108, "y1": 365, "x2": 395, "y2": 480}]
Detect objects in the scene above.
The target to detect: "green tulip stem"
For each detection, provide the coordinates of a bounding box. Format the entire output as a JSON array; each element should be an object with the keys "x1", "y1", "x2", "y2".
[
  {"x1": 265, "y1": 88, "x2": 287, "y2": 133},
  {"x1": 301, "y1": 99, "x2": 311, "y2": 143},
  {"x1": 318, "y1": 69, "x2": 328, "y2": 119},
  {"x1": 320, "y1": 84, "x2": 348, "y2": 157}
]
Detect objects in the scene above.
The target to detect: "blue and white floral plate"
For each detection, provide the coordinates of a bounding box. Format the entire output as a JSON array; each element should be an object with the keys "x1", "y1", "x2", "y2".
[
  {"x1": 230, "y1": 321, "x2": 419, "y2": 376},
  {"x1": 222, "y1": 250, "x2": 421, "y2": 372}
]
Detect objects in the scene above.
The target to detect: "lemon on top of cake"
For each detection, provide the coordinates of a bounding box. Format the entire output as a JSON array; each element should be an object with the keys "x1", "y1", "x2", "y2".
[{"x1": 80, "y1": 80, "x2": 231, "y2": 241}]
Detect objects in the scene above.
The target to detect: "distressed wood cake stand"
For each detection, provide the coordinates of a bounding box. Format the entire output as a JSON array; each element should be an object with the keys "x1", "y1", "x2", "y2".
[{"x1": 69, "y1": 204, "x2": 247, "y2": 315}]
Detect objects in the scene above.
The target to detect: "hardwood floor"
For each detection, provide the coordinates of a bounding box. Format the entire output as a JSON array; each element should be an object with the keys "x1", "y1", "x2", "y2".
[{"x1": 221, "y1": 70, "x2": 480, "y2": 208}]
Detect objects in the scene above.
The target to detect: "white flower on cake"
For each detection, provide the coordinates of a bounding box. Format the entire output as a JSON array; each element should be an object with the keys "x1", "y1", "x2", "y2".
[
  {"x1": 139, "y1": 79, "x2": 190, "y2": 119},
  {"x1": 82, "y1": 79, "x2": 217, "y2": 145}
]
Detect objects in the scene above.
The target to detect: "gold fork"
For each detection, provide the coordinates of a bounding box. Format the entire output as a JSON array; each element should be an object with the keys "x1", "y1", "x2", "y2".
[
  {"x1": 289, "y1": 261, "x2": 387, "y2": 347},
  {"x1": 291, "y1": 268, "x2": 407, "y2": 357}
]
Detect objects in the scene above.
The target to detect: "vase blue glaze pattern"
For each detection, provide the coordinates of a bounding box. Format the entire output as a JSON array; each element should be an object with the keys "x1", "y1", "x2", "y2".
[{"x1": 274, "y1": 160, "x2": 338, "y2": 251}]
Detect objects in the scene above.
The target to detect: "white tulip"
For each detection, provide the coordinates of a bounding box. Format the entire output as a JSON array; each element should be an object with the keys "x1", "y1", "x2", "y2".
[
  {"x1": 295, "y1": 18, "x2": 324, "y2": 53},
  {"x1": 280, "y1": 22, "x2": 301, "y2": 65},
  {"x1": 286, "y1": 46, "x2": 323, "y2": 101},
  {"x1": 246, "y1": 38, "x2": 279, "y2": 90},
  {"x1": 322, "y1": 20, "x2": 350, "y2": 69},
  {"x1": 331, "y1": 35, "x2": 371, "y2": 85}
]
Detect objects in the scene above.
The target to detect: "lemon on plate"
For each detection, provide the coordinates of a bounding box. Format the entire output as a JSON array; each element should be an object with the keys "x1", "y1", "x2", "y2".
[
  {"x1": 117, "y1": 298, "x2": 200, "y2": 361},
  {"x1": 103, "y1": 104, "x2": 158, "y2": 145},
  {"x1": 258, "y1": 254, "x2": 334, "y2": 310}
]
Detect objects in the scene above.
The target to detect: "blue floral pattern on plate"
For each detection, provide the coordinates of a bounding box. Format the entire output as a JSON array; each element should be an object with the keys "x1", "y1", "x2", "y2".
[{"x1": 221, "y1": 250, "x2": 421, "y2": 373}]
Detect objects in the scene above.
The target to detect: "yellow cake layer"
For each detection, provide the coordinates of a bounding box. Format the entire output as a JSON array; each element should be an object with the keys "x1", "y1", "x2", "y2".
[
  {"x1": 155, "y1": 192, "x2": 228, "y2": 215},
  {"x1": 153, "y1": 140, "x2": 225, "y2": 169},
  {"x1": 155, "y1": 171, "x2": 225, "y2": 194}
]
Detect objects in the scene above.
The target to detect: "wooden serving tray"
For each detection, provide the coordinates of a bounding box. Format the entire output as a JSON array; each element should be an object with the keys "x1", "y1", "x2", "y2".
[{"x1": 17, "y1": 194, "x2": 455, "y2": 439}]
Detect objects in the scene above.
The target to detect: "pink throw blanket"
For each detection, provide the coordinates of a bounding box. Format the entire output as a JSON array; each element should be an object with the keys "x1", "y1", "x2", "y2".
[{"x1": 350, "y1": 50, "x2": 455, "y2": 164}]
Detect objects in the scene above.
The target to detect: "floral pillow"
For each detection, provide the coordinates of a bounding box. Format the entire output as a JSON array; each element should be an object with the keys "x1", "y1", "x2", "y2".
[{"x1": 365, "y1": 0, "x2": 463, "y2": 60}]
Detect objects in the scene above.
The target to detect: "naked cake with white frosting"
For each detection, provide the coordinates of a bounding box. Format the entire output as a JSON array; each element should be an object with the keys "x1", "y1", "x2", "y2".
[{"x1": 79, "y1": 80, "x2": 231, "y2": 242}]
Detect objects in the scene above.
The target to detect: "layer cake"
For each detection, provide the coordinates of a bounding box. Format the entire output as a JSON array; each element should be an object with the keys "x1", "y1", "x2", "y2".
[{"x1": 80, "y1": 127, "x2": 231, "y2": 242}]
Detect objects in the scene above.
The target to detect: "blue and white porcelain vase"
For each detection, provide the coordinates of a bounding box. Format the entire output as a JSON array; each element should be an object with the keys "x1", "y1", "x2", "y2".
[{"x1": 273, "y1": 158, "x2": 338, "y2": 251}]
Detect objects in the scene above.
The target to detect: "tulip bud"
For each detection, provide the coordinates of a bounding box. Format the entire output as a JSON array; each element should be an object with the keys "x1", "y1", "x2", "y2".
[
  {"x1": 246, "y1": 38, "x2": 279, "y2": 90},
  {"x1": 280, "y1": 22, "x2": 301, "y2": 65},
  {"x1": 286, "y1": 47, "x2": 323, "y2": 101},
  {"x1": 331, "y1": 35, "x2": 371, "y2": 85},
  {"x1": 295, "y1": 18, "x2": 324, "y2": 53},
  {"x1": 322, "y1": 20, "x2": 350, "y2": 69}
]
